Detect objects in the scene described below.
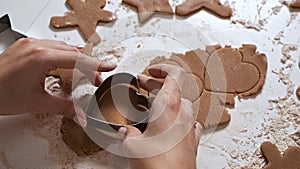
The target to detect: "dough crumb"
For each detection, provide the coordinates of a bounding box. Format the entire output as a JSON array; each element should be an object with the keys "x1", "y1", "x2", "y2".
[{"x1": 296, "y1": 87, "x2": 300, "y2": 99}]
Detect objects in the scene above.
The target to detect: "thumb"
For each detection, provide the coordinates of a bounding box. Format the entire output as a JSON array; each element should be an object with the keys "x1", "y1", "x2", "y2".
[{"x1": 42, "y1": 94, "x2": 87, "y2": 127}]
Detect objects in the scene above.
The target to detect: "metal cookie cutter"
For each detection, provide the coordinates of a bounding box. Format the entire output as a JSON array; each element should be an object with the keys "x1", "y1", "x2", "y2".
[
  {"x1": 0, "y1": 14, "x2": 26, "y2": 40},
  {"x1": 0, "y1": 14, "x2": 27, "y2": 53},
  {"x1": 86, "y1": 73, "x2": 149, "y2": 133}
]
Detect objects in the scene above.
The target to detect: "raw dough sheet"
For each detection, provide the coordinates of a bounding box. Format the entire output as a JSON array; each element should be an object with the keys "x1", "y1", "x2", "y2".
[{"x1": 0, "y1": 0, "x2": 300, "y2": 168}]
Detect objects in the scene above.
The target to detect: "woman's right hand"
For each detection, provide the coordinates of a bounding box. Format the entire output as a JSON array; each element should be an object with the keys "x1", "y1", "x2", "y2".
[{"x1": 118, "y1": 64, "x2": 202, "y2": 169}]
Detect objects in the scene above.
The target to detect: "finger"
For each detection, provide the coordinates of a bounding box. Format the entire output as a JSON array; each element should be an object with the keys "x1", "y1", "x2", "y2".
[
  {"x1": 149, "y1": 65, "x2": 186, "y2": 122},
  {"x1": 137, "y1": 74, "x2": 164, "y2": 92},
  {"x1": 42, "y1": 49, "x2": 117, "y2": 72},
  {"x1": 40, "y1": 94, "x2": 87, "y2": 127},
  {"x1": 15, "y1": 38, "x2": 79, "y2": 53},
  {"x1": 38, "y1": 39, "x2": 80, "y2": 52},
  {"x1": 260, "y1": 142, "x2": 281, "y2": 162},
  {"x1": 147, "y1": 64, "x2": 186, "y2": 89},
  {"x1": 80, "y1": 70, "x2": 103, "y2": 86}
]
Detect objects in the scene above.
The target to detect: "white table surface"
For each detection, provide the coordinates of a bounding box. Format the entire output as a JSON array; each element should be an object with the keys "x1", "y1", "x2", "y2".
[{"x1": 0, "y1": 0, "x2": 299, "y2": 168}]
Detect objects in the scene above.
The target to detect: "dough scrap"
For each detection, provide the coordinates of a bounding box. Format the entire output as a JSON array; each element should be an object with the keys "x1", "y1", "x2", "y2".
[
  {"x1": 290, "y1": 0, "x2": 300, "y2": 8},
  {"x1": 60, "y1": 95, "x2": 102, "y2": 156},
  {"x1": 290, "y1": 131, "x2": 300, "y2": 146},
  {"x1": 50, "y1": 0, "x2": 115, "y2": 44},
  {"x1": 143, "y1": 45, "x2": 267, "y2": 128},
  {"x1": 122, "y1": 0, "x2": 173, "y2": 23},
  {"x1": 61, "y1": 117, "x2": 102, "y2": 156},
  {"x1": 47, "y1": 43, "x2": 94, "y2": 94},
  {"x1": 296, "y1": 87, "x2": 300, "y2": 99},
  {"x1": 260, "y1": 142, "x2": 300, "y2": 169},
  {"x1": 175, "y1": 0, "x2": 232, "y2": 18}
]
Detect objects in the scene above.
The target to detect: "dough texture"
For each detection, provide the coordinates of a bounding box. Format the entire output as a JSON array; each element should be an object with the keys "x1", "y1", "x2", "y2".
[
  {"x1": 296, "y1": 87, "x2": 300, "y2": 99},
  {"x1": 122, "y1": 0, "x2": 173, "y2": 23},
  {"x1": 61, "y1": 117, "x2": 102, "y2": 156},
  {"x1": 143, "y1": 45, "x2": 267, "y2": 128},
  {"x1": 290, "y1": 0, "x2": 300, "y2": 8},
  {"x1": 261, "y1": 142, "x2": 300, "y2": 169},
  {"x1": 176, "y1": 0, "x2": 232, "y2": 18},
  {"x1": 50, "y1": 0, "x2": 115, "y2": 44}
]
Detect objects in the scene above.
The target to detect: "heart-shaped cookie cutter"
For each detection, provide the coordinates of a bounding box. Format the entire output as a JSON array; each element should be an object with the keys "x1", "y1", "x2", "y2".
[{"x1": 86, "y1": 73, "x2": 149, "y2": 133}]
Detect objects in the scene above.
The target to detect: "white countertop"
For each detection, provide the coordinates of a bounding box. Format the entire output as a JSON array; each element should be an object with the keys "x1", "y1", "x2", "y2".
[{"x1": 0, "y1": 0, "x2": 299, "y2": 168}]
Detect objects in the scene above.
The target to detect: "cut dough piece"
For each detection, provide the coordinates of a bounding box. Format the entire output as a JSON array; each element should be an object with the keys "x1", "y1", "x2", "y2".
[
  {"x1": 61, "y1": 94, "x2": 102, "y2": 156},
  {"x1": 143, "y1": 49, "x2": 233, "y2": 128},
  {"x1": 171, "y1": 49, "x2": 209, "y2": 79},
  {"x1": 196, "y1": 90, "x2": 234, "y2": 128},
  {"x1": 50, "y1": 0, "x2": 115, "y2": 44},
  {"x1": 61, "y1": 117, "x2": 102, "y2": 156},
  {"x1": 143, "y1": 49, "x2": 207, "y2": 100},
  {"x1": 122, "y1": 0, "x2": 173, "y2": 23},
  {"x1": 260, "y1": 142, "x2": 300, "y2": 169},
  {"x1": 47, "y1": 43, "x2": 94, "y2": 94},
  {"x1": 176, "y1": 0, "x2": 232, "y2": 18},
  {"x1": 47, "y1": 69, "x2": 84, "y2": 94},
  {"x1": 296, "y1": 87, "x2": 300, "y2": 99},
  {"x1": 205, "y1": 45, "x2": 267, "y2": 97},
  {"x1": 290, "y1": 0, "x2": 300, "y2": 8},
  {"x1": 183, "y1": 74, "x2": 202, "y2": 102},
  {"x1": 290, "y1": 131, "x2": 300, "y2": 146},
  {"x1": 238, "y1": 44, "x2": 268, "y2": 97},
  {"x1": 143, "y1": 45, "x2": 267, "y2": 128}
]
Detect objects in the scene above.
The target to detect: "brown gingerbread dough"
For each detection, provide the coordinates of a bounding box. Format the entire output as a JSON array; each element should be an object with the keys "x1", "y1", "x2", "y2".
[
  {"x1": 205, "y1": 44, "x2": 268, "y2": 97},
  {"x1": 296, "y1": 87, "x2": 300, "y2": 99},
  {"x1": 60, "y1": 94, "x2": 102, "y2": 156},
  {"x1": 47, "y1": 43, "x2": 94, "y2": 94},
  {"x1": 143, "y1": 45, "x2": 267, "y2": 128},
  {"x1": 176, "y1": 0, "x2": 232, "y2": 18},
  {"x1": 122, "y1": 0, "x2": 173, "y2": 23},
  {"x1": 61, "y1": 84, "x2": 148, "y2": 156},
  {"x1": 290, "y1": 0, "x2": 300, "y2": 8},
  {"x1": 50, "y1": 0, "x2": 115, "y2": 44},
  {"x1": 95, "y1": 84, "x2": 148, "y2": 125},
  {"x1": 61, "y1": 117, "x2": 102, "y2": 156},
  {"x1": 261, "y1": 142, "x2": 300, "y2": 169},
  {"x1": 290, "y1": 131, "x2": 300, "y2": 146}
]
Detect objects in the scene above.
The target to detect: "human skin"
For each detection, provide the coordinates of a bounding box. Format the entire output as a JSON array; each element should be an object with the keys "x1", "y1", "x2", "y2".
[
  {"x1": 0, "y1": 38, "x2": 116, "y2": 126},
  {"x1": 118, "y1": 64, "x2": 202, "y2": 169}
]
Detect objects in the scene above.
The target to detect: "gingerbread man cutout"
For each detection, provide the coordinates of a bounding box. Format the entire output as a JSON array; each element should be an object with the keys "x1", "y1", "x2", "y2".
[
  {"x1": 50, "y1": 0, "x2": 115, "y2": 44},
  {"x1": 176, "y1": 0, "x2": 232, "y2": 18},
  {"x1": 261, "y1": 142, "x2": 300, "y2": 169}
]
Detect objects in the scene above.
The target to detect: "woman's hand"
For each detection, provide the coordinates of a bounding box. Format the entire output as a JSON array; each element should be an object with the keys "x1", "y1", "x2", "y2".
[
  {"x1": 118, "y1": 64, "x2": 202, "y2": 169},
  {"x1": 0, "y1": 38, "x2": 116, "y2": 126}
]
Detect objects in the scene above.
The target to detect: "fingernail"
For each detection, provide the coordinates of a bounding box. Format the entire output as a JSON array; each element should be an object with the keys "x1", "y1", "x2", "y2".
[
  {"x1": 107, "y1": 59, "x2": 118, "y2": 67},
  {"x1": 137, "y1": 74, "x2": 149, "y2": 83},
  {"x1": 194, "y1": 122, "x2": 203, "y2": 132},
  {"x1": 118, "y1": 127, "x2": 127, "y2": 135},
  {"x1": 73, "y1": 115, "x2": 87, "y2": 128},
  {"x1": 147, "y1": 65, "x2": 158, "y2": 71},
  {"x1": 137, "y1": 74, "x2": 147, "y2": 79}
]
